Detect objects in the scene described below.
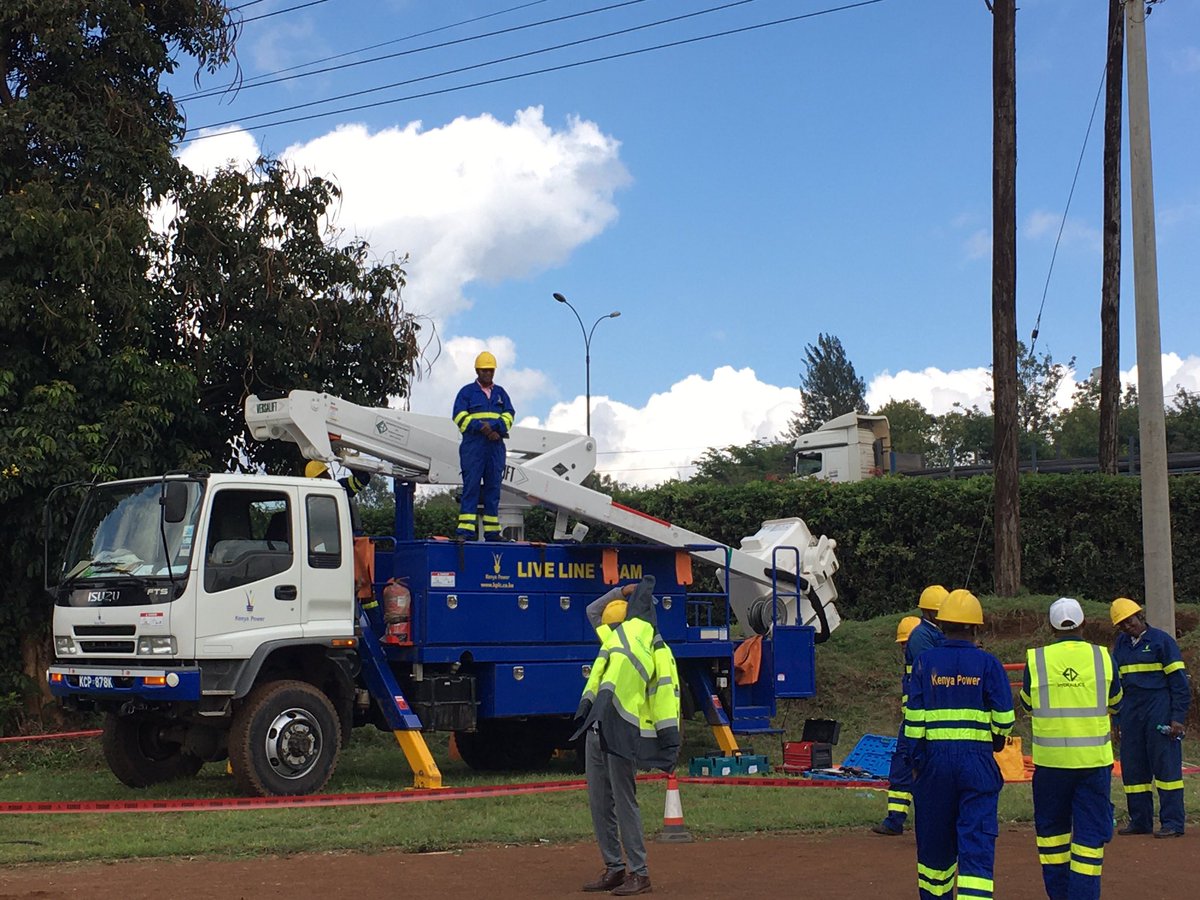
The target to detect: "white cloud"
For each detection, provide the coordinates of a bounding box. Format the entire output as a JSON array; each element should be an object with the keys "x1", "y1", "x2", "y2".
[
  {"x1": 1023, "y1": 210, "x2": 1101, "y2": 250},
  {"x1": 866, "y1": 366, "x2": 993, "y2": 415},
  {"x1": 1125, "y1": 352, "x2": 1200, "y2": 399},
  {"x1": 523, "y1": 366, "x2": 801, "y2": 487},
  {"x1": 179, "y1": 107, "x2": 629, "y2": 326},
  {"x1": 408, "y1": 335, "x2": 550, "y2": 418},
  {"x1": 964, "y1": 229, "x2": 990, "y2": 261}
]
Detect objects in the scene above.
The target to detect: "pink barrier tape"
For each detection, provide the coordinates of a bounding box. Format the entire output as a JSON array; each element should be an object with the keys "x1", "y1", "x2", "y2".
[{"x1": 0, "y1": 729, "x2": 102, "y2": 744}]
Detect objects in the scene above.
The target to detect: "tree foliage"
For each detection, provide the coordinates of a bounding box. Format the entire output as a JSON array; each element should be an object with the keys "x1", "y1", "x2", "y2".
[
  {"x1": 787, "y1": 333, "x2": 867, "y2": 437},
  {"x1": 690, "y1": 440, "x2": 794, "y2": 485},
  {"x1": 0, "y1": 3, "x2": 421, "y2": 729},
  {"x1": 873, "y1": 398, "x2": 936, "y2": 457}
]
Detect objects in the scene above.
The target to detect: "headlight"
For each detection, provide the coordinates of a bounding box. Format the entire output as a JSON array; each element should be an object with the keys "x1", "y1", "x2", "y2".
[
  {"x1": 54, "y1": 636, "x2": 78, "y2": 655},
  {"x1": 136, "y1": 635, "x2": 178, "y2": 656}
]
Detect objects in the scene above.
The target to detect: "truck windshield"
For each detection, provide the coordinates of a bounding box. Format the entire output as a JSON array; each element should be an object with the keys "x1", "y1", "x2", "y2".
[{"x1": 62, "y1": 480, "x2": 204, "y2": 582}]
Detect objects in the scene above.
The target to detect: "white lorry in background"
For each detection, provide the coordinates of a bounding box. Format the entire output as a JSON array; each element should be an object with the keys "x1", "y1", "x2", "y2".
[{"x1": 793, "y1": 413, "x2": 893, "y2": 482}]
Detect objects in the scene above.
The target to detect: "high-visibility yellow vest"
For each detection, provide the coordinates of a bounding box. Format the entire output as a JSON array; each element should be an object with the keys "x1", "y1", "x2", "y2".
[
  {"x1": 1025, "y1": 641, "x2": 1116, "y2": 768},
  {"x1": 582, "y1": 618, "x2": 656, "y2": 728}
]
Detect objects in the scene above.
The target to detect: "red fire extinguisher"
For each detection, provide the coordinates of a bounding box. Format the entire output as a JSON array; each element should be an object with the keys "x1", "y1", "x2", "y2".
[{"x1": 381, "y1": 578, "x2": 412, "y2": 645}]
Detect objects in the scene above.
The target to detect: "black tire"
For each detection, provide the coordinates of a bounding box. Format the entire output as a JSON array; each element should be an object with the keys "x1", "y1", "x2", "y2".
[
  {"x1": 101, "y1": 712, "x2": 204, "y2": 788},
  {"x1": 229, "y1": 680, "x2": 341, "y2": 797},
  {"x1": 455, "y1": 720, "x2": 555, "y2": 772}
]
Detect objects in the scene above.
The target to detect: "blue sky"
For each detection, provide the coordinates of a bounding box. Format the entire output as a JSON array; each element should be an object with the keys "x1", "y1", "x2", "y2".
[{"x1": 171, "y1": 0, "x2": 1200, "y2": 483}]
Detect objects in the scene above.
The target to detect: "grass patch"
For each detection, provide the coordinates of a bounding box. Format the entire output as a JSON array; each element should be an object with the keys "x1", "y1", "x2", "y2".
[{"x1": 4, "y1": 593, "x2": 1198, "y2": 864}]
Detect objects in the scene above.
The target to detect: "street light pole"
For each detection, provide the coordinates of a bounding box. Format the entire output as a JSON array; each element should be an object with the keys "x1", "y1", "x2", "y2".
[{"x1": 553, "y1": 292, "x2": 620, "y2": 435}]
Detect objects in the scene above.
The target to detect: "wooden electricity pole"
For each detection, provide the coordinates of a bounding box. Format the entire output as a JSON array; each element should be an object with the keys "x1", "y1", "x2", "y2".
[
  {"x1": 1099, "y1": 0, "x2": 1123, "y2": 475},
  {"x1": 992, "y1": 0, "x2": 1020, "y2": 597}
]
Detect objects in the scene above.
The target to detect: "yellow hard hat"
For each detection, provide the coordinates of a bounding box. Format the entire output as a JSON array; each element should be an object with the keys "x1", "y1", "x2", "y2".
[
  {"x1": 937, "y1": 589, "x2": 984, "y2": 626},
  {"x1": 1110, "y1": 597, "x2": 1143, "y2": 626},
  {"x1": 918, "y1": 584, "x2": 949, "y2": 611},
  {"x1": 896, "y1": 615, "x2": 922, "y2": 643},
  {"x1": 601, "y1": 599, "x2": 627, "y2": 626},
  {"x1": 474, "y1": 351, "x2": 497, "y2": 370},
  {"x1": 304, "y1": 460, "x2": 329, "y2": 479}
]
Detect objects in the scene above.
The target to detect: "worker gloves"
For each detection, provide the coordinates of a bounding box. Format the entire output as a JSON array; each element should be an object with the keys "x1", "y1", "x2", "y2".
[{"x1": 480, "y1": 423, "x2": 502, "y2": 441}]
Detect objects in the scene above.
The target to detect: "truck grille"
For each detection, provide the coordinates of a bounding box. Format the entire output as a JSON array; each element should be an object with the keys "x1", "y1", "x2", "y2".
[
  {"x1": 78, "y1": 640, "x2": 136, "y2": 654},
  {"x1": 73, "y1": 625, "x2": 136, "y2": 636}
]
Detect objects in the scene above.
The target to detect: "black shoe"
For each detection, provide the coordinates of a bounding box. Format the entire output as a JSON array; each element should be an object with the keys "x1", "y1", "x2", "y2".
[
  {"x1": 611, "y1": 873, "x2": 652, "y2": 896},
  {"x1": 871, "y1": 823, "x2": 903, "y2": 836},
  {"x1": 1118, "y1": 824, "x2": 1151, "y2": 835},
  {"x1": 582, "y1": 870, "x2": 626, "y2": 892},
  {"x1": 1154, "y1": 828, "x2": 1185, "y2": 839}
]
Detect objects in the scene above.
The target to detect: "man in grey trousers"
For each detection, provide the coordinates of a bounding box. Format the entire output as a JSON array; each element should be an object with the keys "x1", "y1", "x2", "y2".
[{"x1": 580, "y1": 582, "x2": 642, "y2": 892}]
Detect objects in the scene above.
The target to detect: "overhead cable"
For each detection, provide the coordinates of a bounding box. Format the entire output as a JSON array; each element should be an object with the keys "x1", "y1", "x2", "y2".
[{"x1": 184, "y1": 0, "x2": 885, "y2": 141}]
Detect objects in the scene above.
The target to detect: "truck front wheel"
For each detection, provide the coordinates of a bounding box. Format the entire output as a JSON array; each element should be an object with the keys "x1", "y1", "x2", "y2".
[
  {"x1": 230, "y1": 680, "x2": 341, "y2": 796},
  {"x1": 102, "y1": 712, "x2": 204, "y2": 788}
]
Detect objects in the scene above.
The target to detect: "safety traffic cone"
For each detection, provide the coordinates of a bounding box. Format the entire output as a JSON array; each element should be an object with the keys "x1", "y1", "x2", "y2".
[{"x1": 657, "y1": 773, "x2": 694, "y2": 843}]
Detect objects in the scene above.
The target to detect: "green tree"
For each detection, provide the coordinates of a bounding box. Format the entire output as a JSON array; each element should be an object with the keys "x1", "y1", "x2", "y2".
[
  {"x1": 930, "y1": 404, "x2": 994, "y2": 467},
  {"x1": 1, "y1": 0, "x2": 234, "y2": 729},
  {"x1": 1166, "y1": 388, "x2": 1200, "y2": 453},
  {"x1": 1017, "y1": 341, "x2": 1074, "y2": 457},
  {"x1": 159, "y1": 159, "x2": 421, "y2": 473},
  {"x1": 873, "y1": 398, "x2": 936, "y2": 457},
  {"x1": 690, "y1": 440, "x2": 794, "y2": 485},
  {"x1": 787, "y1": 333, "x2": 867, "y2": 437},
  {"x1": 1054, "y1": 379, "x2": 1139, "y2": 458}
]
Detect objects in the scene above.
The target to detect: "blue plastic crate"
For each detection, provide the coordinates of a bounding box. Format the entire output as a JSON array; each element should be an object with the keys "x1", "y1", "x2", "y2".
[
  {"x1": 688, "y1": 755, "x2": 739, "y2": 777},
  {"x1": 839, "y1": 734, "x2": 897, "y2": 778},
  {"x1": 733, "y1": 754, "x2": 770, "y2": 775}
]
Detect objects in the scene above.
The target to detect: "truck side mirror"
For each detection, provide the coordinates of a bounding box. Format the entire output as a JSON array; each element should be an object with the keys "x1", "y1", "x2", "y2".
[{"x1": 161, "y1": 481, "x2": 190, "y2": 524}]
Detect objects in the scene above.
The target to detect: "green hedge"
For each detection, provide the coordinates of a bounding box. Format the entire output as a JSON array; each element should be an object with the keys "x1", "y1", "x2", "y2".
[
  {"x1": 606, "y1": 474, "x2": 1200, "y2": 620},
  {"x1": 405, "y1": 475, "x2": 1199, "y2": 619}
]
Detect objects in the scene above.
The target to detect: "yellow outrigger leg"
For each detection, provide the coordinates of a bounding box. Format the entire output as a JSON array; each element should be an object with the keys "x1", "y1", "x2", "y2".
[
  {"x1": 708, "y1": 723, "x2": 741, "y2": 755},
  {"x1": 393, "y1": 729, "x2": 443, "y2": 788}
]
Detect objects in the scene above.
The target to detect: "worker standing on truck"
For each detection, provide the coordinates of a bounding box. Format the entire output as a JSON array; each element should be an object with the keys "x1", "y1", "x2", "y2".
[
  {"x1": 574, "y1": 576, "x2": 682, "y2": 897},
  {"x1": 452, "y1": 350, "x2": 515, "y2": 541},
  {"x1": 904, "y1": 589, "x2": 1014, "y2": 900},
  {"x1": 1110, "y1": 597, "x2": 1190, "y2": 838},
  {"x1": 1021, "y1": 597, "x2": 1122, "y2": 900},
  {"x1": 873, "y1": 614, "x2": 923, "y2": 836}
]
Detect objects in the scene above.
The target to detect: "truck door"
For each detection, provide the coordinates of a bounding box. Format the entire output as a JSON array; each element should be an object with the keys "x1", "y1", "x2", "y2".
[
  {"x1": 196, "y1": 487, "x2": 302, "y2": 656},
  {"x1": 299, "y1": 489, "x2": 355, "y2": 634}
]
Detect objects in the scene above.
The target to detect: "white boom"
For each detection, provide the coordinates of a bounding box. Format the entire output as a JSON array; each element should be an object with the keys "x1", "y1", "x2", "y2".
[{"x1": 246, "y1": 391, "x2": 840, "y2": 636}]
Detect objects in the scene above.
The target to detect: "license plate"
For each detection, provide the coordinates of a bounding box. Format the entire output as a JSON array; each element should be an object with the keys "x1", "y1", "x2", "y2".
[{"x1": 78, "y1": 674, "x2": 115, "y2": 689}]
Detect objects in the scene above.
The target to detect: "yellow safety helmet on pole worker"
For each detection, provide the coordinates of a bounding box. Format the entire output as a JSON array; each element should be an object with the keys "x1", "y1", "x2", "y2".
[
  {"x1": 918, "y1": 584, "x2": 949, "y2": 611},
  {"x1": 474, "y1": 351, "x2": 497, "y2": 370},
  {"x1": 937, "y1": 589, "x2": 984, "y2": 625},
  {"x1": 1110, "y1": 597, "x2": 1143, "y2": 626},
  {"x1": 304, "y1": 460, "x2": 329, "y2": 479},
  {"x1": 896, "y1": 615, "x2": 922, "y2": 643}
]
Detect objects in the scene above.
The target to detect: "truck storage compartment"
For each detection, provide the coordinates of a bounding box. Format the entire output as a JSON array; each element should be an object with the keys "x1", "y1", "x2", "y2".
[{"x1": 408, "y1": 674, "x2": 476, "y2": 732}]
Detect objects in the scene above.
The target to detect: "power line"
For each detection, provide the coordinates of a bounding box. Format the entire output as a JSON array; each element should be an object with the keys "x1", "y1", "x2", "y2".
[
  {"x1": 181, "y1": 0, "x2": 640, "y2": 102},
  {"x1": 183, "y1": 0, "x2": 885, "y2": 142},
  {"x1": 188, "y1": 0, "x2": 753, "y2": 124},
  {"x1": 239, "y1": 0, "x2": 330, "y2": 25},
  {"x1": 1028, "y1": 63, "x2": 1106, "y2": 357}
]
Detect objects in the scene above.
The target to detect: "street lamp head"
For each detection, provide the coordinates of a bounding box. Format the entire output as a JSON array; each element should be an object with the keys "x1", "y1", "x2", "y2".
[
  {"x1": 553, "y1": 292, "x2": 568, "y2": 303},
  {"x1": 608, "y1": 311, "x2": 621, "y2": 319}
]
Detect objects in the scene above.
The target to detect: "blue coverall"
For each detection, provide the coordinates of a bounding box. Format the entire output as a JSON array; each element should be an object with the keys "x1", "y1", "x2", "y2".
[
  {"x1": 880, "y1": 618, "x2": 945, "y2": 832},
  {"x1": 452, "y1": 380, "x2": 514, "y2": 540},
  {"x1": 1113, "y1": 625, "x2": 1190, "y2": 833},
  {"x1": 905, "y1": 638, "x2": 1015, "y2": 900}
]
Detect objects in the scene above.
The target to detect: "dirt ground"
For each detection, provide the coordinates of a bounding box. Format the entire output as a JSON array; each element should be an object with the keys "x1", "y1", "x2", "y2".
[{"x1": 0, "y1": 826, "x2": 1193, "y2": 899}]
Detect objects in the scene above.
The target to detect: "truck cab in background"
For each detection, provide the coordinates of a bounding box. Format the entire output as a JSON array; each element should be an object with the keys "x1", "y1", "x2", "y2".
[{"x1": 792, "y1": 413, "x2": 921, "y2": 482}]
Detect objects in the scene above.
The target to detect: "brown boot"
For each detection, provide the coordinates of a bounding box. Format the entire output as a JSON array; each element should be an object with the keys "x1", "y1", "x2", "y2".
[
  {"x1": 611, "y1": 873, "x2": 652, "y2": 896},
  {"x1": 582, "y1": 869, "x2": 626, "y2": 892}
]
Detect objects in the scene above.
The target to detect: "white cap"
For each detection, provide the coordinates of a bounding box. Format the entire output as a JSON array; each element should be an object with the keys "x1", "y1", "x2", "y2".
[{"x1": 1049, "y1": 597, "x2": 1085, "y2": 631}]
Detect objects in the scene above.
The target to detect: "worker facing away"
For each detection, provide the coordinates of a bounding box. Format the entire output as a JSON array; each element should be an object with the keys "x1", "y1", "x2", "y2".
[
  {"x1": 574, "y1": 576, "x2": 682, "y2": 896},
  {"x1": 451, "y1": 351, "x2": 515, "y2": 541},
  {"x1": 907, "y1": 584, "x2": 949, "y2": 668},
  {"x1": 904, "y1": 589, "x2": 1015, "y2": 900},
  {"x1": 1110, "y1": 597, "x2": 1190, "y2": 838},
  {"x1": 872, "y1": 614, "x2": 924, "y2": 836},
  {"x1": 1021, "y1": 597, "x2": 1122, "y2": 900}
]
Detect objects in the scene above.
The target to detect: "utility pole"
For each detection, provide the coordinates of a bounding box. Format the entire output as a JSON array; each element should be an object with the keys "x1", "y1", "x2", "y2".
[
  {"x1": 1125, "y1": 0, "x2": 1175, "y2": 631},
  {"x1": 1099, "y1": 0, "x2": 1123, "y2": 475},
  {"x1": 991, "y1": 0, "x2": 1020, "y2": 597}
]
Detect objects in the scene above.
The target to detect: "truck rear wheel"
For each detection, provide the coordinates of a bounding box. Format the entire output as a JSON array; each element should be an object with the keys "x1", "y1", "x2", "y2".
[
  {"x1": 230, "y1": 679, "x2": 341, "y2": 796},
  {"x1": 101, "y1": 712, "x2": 204, "y2": 788}
]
